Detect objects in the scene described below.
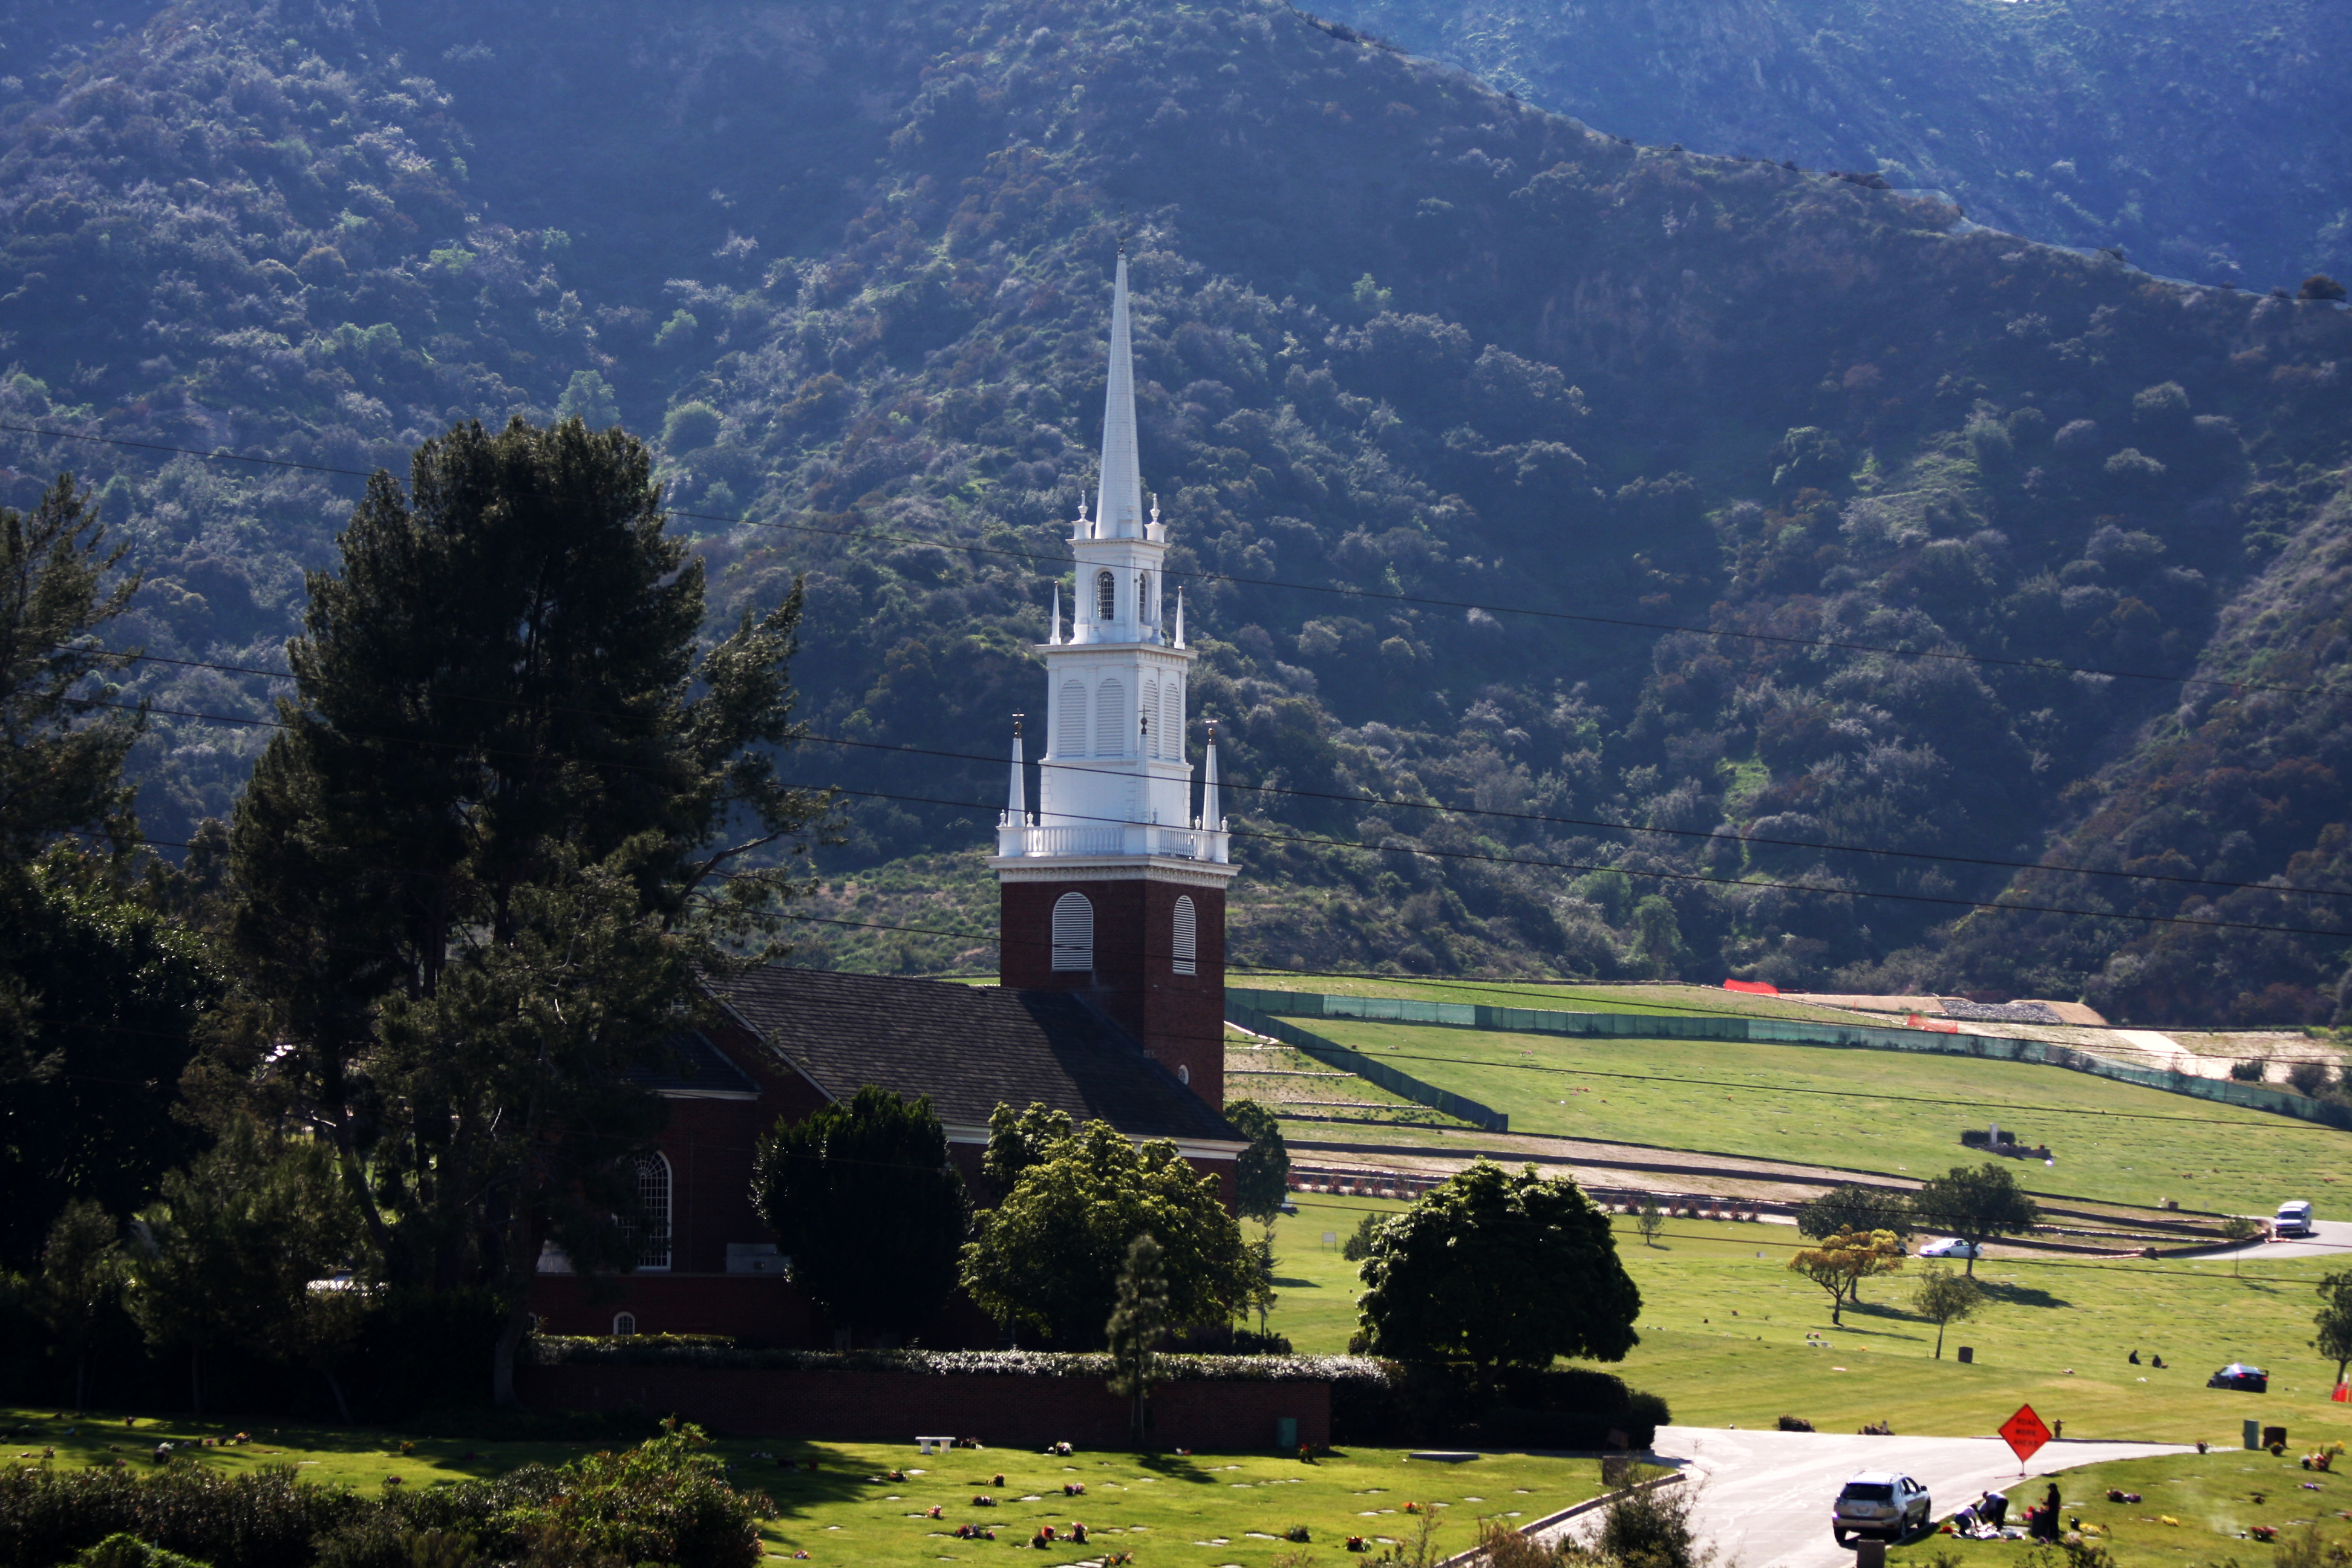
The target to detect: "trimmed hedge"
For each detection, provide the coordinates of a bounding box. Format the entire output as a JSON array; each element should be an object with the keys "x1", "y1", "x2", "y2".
[
  {"x1": 1327, "y1": 1363, "x2": 1668, "y2": 1449},
  {"x1": 530, "y1": 1338, "x2": 1374, "y2": 1383}
]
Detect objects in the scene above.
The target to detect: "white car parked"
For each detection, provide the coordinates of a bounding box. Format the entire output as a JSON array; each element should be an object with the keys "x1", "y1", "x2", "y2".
[
  {"x1": 1832, "y1": 1471, "x2": 1933, "y2": 1544},
  {"x1": 1916, "y1": 1237, "x2": 1984, "y2": 1259}
]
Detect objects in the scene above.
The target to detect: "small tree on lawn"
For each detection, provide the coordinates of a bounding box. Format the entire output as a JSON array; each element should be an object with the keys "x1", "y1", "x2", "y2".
[
  {"x1": 2315, "y1": 1271, "x2": 2352, "y2": 1391},
  {"x1": 1105, "y1": 1233, "x2": 1169, "y2": 1448},
  {"x1": 1910, "y1": 1263, "x2": 1982, "y2": 1359},
  {"x1": 962, "y1": 1117, "x2": 1249, "y2": 1347},
  {"x1": 1635, "y1": 1195, "x2": 1665, "y2": 1247},
  {"x1": 1787, "y1": 1228, "x2": 1904, "y2": 1325},
  {"x1": 1797, "y1": 1183, "x2": 1907, "y2": 1240},
  {"x1": 1226, "y1": 1099, "x2": 1292, "y2": 1233},
  {"x1": 2219, "y1": 1215, "x2": 2262, "y2": 1276},
  {"x1": 753, "y1": 1084, "x2": 969, "y2": 1348},
  {"x1": 32, "y1": 1198, "x2": 121, "y2": 1410},
  {"x1": 1356, "y1": 1161, "x2": 1640, "y2": 1393},
  {"x1": 1909, "y1": 1163, "x2": 2040, "y2": 1275}
]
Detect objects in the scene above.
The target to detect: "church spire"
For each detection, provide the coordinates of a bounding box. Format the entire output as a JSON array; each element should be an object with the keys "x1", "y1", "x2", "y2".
[{"x1": 1093, "y1": 249, "x2": 1144, "y2": 538}]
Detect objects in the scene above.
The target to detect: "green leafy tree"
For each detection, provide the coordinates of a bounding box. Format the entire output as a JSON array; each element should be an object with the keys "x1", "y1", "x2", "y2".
[
  {"x1": 961, "y1": 1117, "x2": 1250, "y2": 1347},
  {"x1": 31, "y1": 1198, "x2": 121, "y2": 1409},
  {"x1": 2220, "y1": 1214, "x2": 2263, "y2": 1275},
  {"x1": 1355, "y1": 1161, "x2": 1640, "y2": 1390},
  {"x1": 1797, "y1": 1183, "x2": 1907, "y2": 1240},
  {"x1": 1635, "y1": 1195, "x2": 1665, "y2": 1247},
  {"x1": 981, "y1": 1100, "x2": 1074, "y2": 1195},
  {"x1": 752, "y1": 1084, "x2": 968, "y2": 1346},
  {"x1": 1786, "y1": 1227, "x2": 1905, "y2": 1325},
  {"x1": 2316, "y1": 1271, "x2": 2352, "y2": 1390},
  {"x1": 1909, "y1": 1163, "x2": 2041, "y2": 1275},
  {"x1": 223, "y1": 416, "x2": 832, "y2": 1404},
  {"x1": 1628, "y1": 896, "x2": 1684, "y2": 979},
  {"x1": 123, "y1": 1119, "x2": 362, "y2": 1417},
  {"x1": 1225, "y1": 1099, "x2": 1292, "y2": 1230},
  {"x1": 1105, "y1": 1233, "x2": 1169, "y2": 1448},
  {"x1": 1243, "y1": 1233, "x2": 1279, "y2": 1336},
  {"x1": 1341, "y1": 1212, "x2": 1382, "y2": 1262},
  {"x1": 1909, "y1": 1263, "x2": 1982, "y2": 1359}
]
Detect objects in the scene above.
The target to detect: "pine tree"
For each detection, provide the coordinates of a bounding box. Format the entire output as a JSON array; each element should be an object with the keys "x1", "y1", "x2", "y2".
[{"x1": 1105, "y1": 1233, "x2": 1169, "y2": 1448}]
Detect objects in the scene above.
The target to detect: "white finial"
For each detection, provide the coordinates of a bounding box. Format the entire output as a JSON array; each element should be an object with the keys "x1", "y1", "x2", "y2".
[
  {"x1": 1050, "y1": 583, "x2": 1062, "y2": 645},
  {"x1": 1004, "y1": 715, "x2": 1028, "y2": 826},
  {"x1": 1093, "y1": 252, "x2": 1144, "y2": 538},
  {"x1": 1174, "y1": 586, "x2": 1186, "y2": 648}
]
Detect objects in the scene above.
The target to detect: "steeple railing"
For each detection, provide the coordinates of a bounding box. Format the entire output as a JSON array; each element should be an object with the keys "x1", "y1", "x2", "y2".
[{"x1": 995, "y1": 822, "x2": 1230, "y2": 863}]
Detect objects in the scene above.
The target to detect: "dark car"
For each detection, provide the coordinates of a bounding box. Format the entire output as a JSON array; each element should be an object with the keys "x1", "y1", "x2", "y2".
[{"x1": 2207, "y1": 1362, "x2": 2268, "y2": 1393}]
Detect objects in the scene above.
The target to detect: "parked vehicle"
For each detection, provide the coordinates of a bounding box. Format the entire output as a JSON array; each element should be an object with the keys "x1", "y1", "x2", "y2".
[
  {"x1": 2273, "y1": 1201, "x2": 2314, "y2": 1240},
  {"x1": 1832, "y1": 1471, "x2": 1933, "y2": 1544},
  {"x1": 2207, "y1": 1362, "x2": 2269, "y2": 1393},
  {"x1": 1916, "y1": 1237, "x2": 1984, "y2": 1259}
]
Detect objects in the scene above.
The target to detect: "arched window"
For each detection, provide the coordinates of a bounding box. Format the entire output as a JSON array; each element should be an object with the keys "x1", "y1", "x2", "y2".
[
  {"x1": 1057, "y1": 679, "x2": 1088, "y2": 757},
  {"x1": 1172, "y1": 895, "x2": 1198, "y2": 975},
  {"x1": 1096, "y1": 569, "x2": 1116, "y2": 621},
  {"x1": 632, "y1": 1153, "x2": 671, "y2": 1271},
  {"x1": 1052, "y1": 892, "x2": 1094, "y2": 972},
  {"x1": 1141, "y1": 678, "x2": 1159, "y2": 758},
  {"x1": 1094, "y1": 677, "x2": 1126, "y2": 757},
  {"x1": 1137, "y1": 571, "x2": 1151, "y2": 624},
  {"x1": 612, "y1": 1312, "x2": 638, "y2": 1337}
]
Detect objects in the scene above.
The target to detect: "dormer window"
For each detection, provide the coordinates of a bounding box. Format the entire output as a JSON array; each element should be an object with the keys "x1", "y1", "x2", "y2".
[{"x1": 1096, "y1": 569, "x2": 1116, "y2": 621}]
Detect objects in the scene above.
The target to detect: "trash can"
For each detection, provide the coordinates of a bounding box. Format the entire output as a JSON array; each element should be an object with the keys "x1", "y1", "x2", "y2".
[
  {"x1": 2245, "y1": 1419, "x2": 2261, "y2": 1451},
  {"x1": 1276, "y1": 1417, "x2": 1299, "y2": 1451}
]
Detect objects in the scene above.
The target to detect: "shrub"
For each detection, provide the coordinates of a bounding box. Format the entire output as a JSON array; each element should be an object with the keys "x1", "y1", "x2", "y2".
[
  {"x1": 501, "y1": 1420, "x2": 766, "y2": 1568},
  {"x1": 2286, "y1": 1060, "x2": 2337, "y2": 1098},
  {"x1": 0, "y1": 1464, "x2": 362, "y2": 1568},
  {"x1": 2230, "y1": 1058, "x2": 2269, "y2": 1083},
  {"x1": 1776, "y1": 1415, "x2": 1815, "y2": 1432},
  {"x1": 73, "y1": 1538, "x2": 212, "y2": 1568},
  {"x1": 1596, "y1": 1478, "x2": 1708, "y2": 1568}
]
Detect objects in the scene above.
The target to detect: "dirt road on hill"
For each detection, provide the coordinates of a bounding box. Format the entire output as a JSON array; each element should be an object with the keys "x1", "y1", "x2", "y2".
[{"x1": 1546, "y1": 1428, "x2": 2191, "y2": 1568}]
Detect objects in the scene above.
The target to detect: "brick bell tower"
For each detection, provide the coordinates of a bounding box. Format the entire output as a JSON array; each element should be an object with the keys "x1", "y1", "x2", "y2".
[{"x1": 990, "y1": 247, "x2": 1237, "y2": 1111}]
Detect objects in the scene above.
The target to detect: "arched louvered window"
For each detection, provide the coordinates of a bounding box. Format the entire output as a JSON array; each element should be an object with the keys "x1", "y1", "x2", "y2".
[
  {"x1": 1141, "y1": 678, "x2": 1159, "y2": 758},
  {"x1": 1052, "y1": 891, "x2": 1094, "y2": 972},
  {"x1": 1094, "y1": 678, "x2": 1126, "y2": 757},
  {"x1": 1172, "y1": 895, "x2": 1198, "y2": 976},
  {"x1": 612, "y1": 1312, "x2": 637, "y2": 1336},
  {"x1": 1096, "y1": 569, "x2": 1116, "y2": 621},
  {"x1": 1137, "y1": 571, "x2": 1151, "y2": 624},
  {"x1": 632, "y1": 1153, "x2": 671, "y2": 1271},
  {"x1": 1057, "y1": 679, "x2": 1088, "y2": 757}
]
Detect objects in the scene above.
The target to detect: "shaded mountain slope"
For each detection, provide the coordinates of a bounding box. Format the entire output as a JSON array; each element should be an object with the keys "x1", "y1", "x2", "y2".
[
  {"x1": 1316, "y1": 0, "x2": 2352, "y2": 293},
  {"x1": 0, "y1": 0, "x2": 2347, "y2": 1019}
]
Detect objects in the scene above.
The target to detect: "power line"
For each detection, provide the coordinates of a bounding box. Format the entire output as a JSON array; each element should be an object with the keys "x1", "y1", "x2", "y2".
[
  {"x1": 3, "y1": 417, "x2": 2334, "y2": 699},
  {"x1": 83, "y1": 692, "x2": 2352, "y2": 939},
  {"x1": 73, "y1": 642, "x2": 2352, "y2": 903}
]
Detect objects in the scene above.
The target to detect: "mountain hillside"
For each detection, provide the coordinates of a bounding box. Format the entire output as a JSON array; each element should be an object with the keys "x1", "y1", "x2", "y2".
[
  {"x1": 0, "y1": 0, "x2": 2347, "y2": 1022},
  {"x1": 1313, "y1": 0, "x2": 2352, "y2": 293}
]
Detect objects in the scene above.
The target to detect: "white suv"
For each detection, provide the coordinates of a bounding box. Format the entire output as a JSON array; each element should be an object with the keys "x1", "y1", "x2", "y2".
[{"x1": 1832, "y1": 1471, "x2": 1932, "y2": 1544}]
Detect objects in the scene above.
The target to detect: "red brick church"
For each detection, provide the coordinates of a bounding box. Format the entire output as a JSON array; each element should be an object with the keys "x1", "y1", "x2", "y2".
[{"x1": 529, "y1": 251, "x2": 1247, "y2": 1346}]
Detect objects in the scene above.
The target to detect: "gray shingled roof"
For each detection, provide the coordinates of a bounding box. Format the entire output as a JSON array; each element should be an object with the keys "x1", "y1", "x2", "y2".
[{"x1": 711, "y1": 968, "x2": 1242, "y2": 1145}]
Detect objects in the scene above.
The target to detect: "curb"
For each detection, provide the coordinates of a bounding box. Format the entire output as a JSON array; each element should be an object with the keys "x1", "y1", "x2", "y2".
[{"x1": 1432, "y1": 1469, "x2": 1688, "y2": 1567}]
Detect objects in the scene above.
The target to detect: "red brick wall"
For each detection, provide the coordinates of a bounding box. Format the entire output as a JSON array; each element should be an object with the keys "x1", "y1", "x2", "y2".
[
  {"x1": 1000, "y1": 876, "x2": 1227, "y2": 1108},
  {"x1": 517, "y1": 1362, "x2": 1329, "y2": 1450}
]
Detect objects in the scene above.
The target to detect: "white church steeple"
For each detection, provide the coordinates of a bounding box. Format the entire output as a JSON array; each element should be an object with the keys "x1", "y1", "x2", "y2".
[{"x1": 990, "y1": 247, "x2": 1237, "y2": 1108}]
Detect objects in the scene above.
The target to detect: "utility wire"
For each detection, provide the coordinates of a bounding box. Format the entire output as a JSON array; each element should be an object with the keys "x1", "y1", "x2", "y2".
[
  {"x1": 1, "y1": 417, "x2": 2334, "y2": 699},
  {"x1": 71, "y1": 642, "x2": 2352, "y2": 903}
]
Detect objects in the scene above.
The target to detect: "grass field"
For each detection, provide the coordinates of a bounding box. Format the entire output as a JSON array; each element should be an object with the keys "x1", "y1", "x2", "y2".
[
  {"x1": 1888, "y1": 1449, "x2": 2352, "y2": 1568},
  {"x1": 1285, "y1": 1018, "x2": 2349, "y2": 1215},
  {"x1": 1266, "y1": 1195, "x2": 2352, "y2": 1448},
  {"x1": 1261, "y1": 974, "x2": 1889, "y2": 1027},
  {"x1": 0, "y1": 1410, "x2": 1609, "y2": 1568}
]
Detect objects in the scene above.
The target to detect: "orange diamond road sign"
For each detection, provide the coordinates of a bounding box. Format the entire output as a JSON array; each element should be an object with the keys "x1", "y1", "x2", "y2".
[{"x1": 2000, "y1": 1405, "x2": 2051, "y2": 1465}]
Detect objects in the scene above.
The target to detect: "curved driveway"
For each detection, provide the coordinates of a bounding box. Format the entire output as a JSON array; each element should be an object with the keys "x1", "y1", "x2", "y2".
[
  {"x1": 2199, "y1": 1218, "x2": 2352, "y2": 1263},
  {"x1": 1548, "y1": 1427, "x2": 2192, "y2": 1568}
]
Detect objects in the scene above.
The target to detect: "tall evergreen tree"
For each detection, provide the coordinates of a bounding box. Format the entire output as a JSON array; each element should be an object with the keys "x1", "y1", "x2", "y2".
[
  {"x1": 1105, "y1": 1233, "x2": 1169, "y2": 1448},
  {"x1": 224, "y1": 416, "x2": 832, "y2": 1402}
]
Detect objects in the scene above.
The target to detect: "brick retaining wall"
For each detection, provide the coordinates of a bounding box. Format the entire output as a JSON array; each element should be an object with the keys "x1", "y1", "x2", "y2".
[{"x1": 517, "y1": 1362, "x2": 1330, "y2": 1451}]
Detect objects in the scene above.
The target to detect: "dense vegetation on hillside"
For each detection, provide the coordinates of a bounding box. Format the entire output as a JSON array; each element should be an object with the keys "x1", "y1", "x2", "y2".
[
  {"x1": 0, "y1": 0, "x2": 2347, "y2": 1022},
  {"x1": 1316, "y1": 0, "x2": 2352, "y2": 293}
]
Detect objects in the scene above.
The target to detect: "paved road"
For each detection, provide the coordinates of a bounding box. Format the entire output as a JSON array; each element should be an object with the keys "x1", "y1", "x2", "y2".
[
  {"x1": 2197, "y1": 1218, "x2": 2352, "y2": 1263},
  {"x1": 1546, "y1": 1427, "x2": 2190, "y2": 1568}
]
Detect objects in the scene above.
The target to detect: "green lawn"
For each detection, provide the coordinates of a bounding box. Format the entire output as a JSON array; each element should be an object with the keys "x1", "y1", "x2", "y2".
[
  {"x1": 1888, "y1": 1449, "x2": 2352, "y2": 1568},
  {"x1": 1266, "y1": 1196, "x2": 2352, "y2": 1448},
  {"x1": 0, "y1": 1410, "x2": 1611, "y2": 1568},
  {"x1": 1289, "y1": 1019, "x2": 2349, "y2": 1215}
]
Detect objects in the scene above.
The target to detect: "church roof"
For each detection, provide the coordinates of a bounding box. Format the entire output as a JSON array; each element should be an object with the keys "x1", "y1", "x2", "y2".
[
  {"x1": 629, "y1": 1029, "x2": 762, "y2": 1096},
  {"x1": 709, "y1": 967, "x2": 1243, "y2": 1147}
]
